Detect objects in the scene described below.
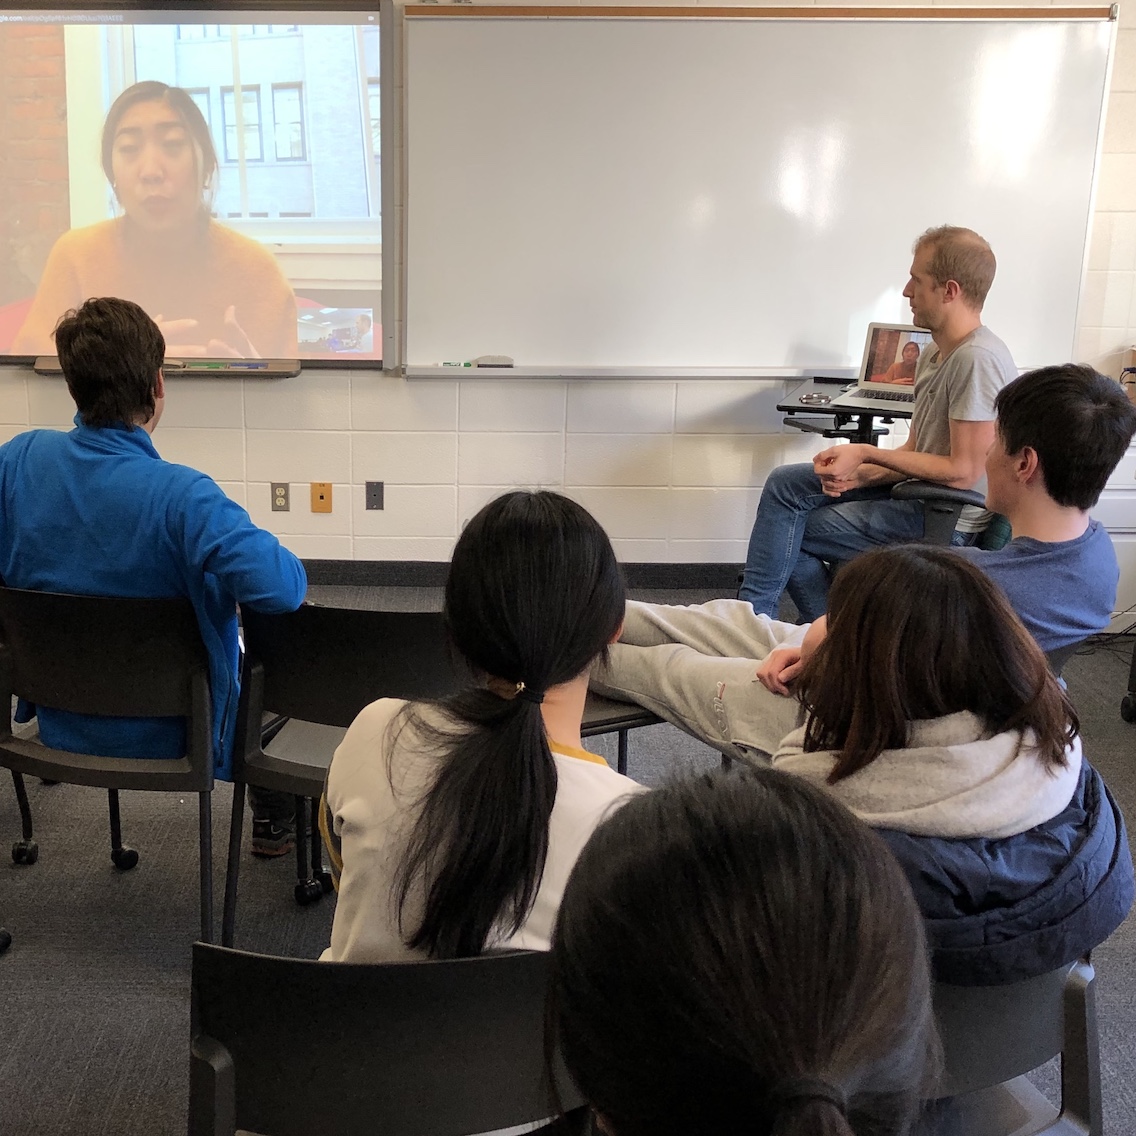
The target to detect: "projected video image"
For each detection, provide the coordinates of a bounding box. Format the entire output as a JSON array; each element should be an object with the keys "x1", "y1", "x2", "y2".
[
  {"x1": 865, "y1": 327, "x2": 932, "y2": 387},
  {"x1": 0, "y1": 10, "x2": 381, "y2": 363}
]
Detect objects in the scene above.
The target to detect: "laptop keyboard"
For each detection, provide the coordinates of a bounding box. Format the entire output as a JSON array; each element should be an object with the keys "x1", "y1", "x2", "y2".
[{"x1": 857, "y1": 388, "x2": 915, "y2": 403}]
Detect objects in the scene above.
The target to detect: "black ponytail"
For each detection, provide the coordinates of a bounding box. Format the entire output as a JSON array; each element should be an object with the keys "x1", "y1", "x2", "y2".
[{"x1": 392, "y1": 491, "x2": 624, "y2": 958}]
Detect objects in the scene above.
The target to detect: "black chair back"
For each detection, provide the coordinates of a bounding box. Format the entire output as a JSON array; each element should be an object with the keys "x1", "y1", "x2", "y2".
[
  {"x1": 189, "y1": 942, "x2": 589, "y2": 1136},
  {"x1": 240, "y1": 605, "x2": 471, "y2": 729},
  {"x1": 0, "y1": 587, "x2": 212, "y2": 791}
]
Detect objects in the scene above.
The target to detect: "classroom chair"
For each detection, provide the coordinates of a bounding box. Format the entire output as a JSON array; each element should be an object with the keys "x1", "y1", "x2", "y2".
[
  {"x1": 224, "y1": 602, "x2": 657, "y2": 947},
  {"x1": 891, "y1": 478, "x2": 1011, "y2": 550},
  {"x1": 918, "y1": 959, "x2": 1101, "y2": 1136},
  {"x1": 0, "y1": 587, "x2": 216, "y2": 941},
  {"x1": 189, "y1": 942, "x2": 589, "y2": 1136}
]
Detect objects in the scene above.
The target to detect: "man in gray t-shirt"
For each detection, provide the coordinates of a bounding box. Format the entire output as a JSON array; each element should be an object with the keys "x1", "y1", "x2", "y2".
[{"x1": 738, "y1": 225, "x2": 1016, "y2": 621}]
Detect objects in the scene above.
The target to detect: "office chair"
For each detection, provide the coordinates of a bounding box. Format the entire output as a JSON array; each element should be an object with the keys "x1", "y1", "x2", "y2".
[
  {"x1": 225, "y1": 603, "x2": 657, "y2": 947},
  {"x1": 891, "y1": 478, "x2": 1011, "y2": 550},
  {"x1": 919, "y1": 959, "x2": 1101, "y2": 1136},
  {"x1": 0, "y1": 588, "x2": 216, "y2": 941},
  {"x1": 189, "y1": 942, "x2": 589, "y2": 1136}
]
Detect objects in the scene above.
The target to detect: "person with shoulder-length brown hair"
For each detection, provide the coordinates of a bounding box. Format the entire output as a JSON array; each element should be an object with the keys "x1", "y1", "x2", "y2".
[
  {"x1": 790, "y1": 544, "x2": 1075, "y2": 793},
  {"x1": 769, "y1": 544, "x2": 1132, "y2": 984}
]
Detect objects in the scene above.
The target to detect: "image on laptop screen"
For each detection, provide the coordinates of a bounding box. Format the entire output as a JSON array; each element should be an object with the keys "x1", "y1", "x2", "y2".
[{"x1": 859, "y1": 324, "x2": 934, "y2": 389}]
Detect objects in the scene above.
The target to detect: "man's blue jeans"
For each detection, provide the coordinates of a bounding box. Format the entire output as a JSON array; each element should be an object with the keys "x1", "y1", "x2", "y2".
[{"x1": 738, "y1": 462, "x2": 973, "y2": 622}]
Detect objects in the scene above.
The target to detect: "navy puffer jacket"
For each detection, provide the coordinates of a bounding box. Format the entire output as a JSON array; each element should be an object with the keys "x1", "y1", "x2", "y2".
[{"x1": 878, "y1": 762, "x2": 1133, "y2": 986}]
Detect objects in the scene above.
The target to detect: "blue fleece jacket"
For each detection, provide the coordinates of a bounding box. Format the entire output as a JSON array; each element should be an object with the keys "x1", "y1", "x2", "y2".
[{"x1": 0, "y1": 419, "x2": 306, "y2": 778}]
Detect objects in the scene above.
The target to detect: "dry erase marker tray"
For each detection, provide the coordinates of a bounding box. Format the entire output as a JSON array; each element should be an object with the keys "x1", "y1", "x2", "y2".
[{"x1": 33, "y1": 357, "x2": 302, "y2": 378}]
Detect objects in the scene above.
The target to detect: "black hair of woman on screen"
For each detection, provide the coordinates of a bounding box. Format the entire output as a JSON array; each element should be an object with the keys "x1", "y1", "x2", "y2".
[
  {"x1": 320, "y1": 489, "x2": 637, "y2": 962},
  {"x1": 547, "y1": 765, "x2": 938, "y2": 1136},
  {"x1": 12, "y1": 80, "x2": 297, "y2": 359}
]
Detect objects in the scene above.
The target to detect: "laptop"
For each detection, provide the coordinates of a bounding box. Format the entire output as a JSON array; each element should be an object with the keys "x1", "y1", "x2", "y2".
[{"x1": 826, "y1": 323, "x2": 933, "y2": 412}]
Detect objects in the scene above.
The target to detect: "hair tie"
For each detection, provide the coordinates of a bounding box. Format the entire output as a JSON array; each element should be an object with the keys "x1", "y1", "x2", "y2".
[
  {"x1": 768, "y1": 1078, "x2": 847, "y2": 1117},
  {"x1": 486, "y1": 677, "x2": 545, "y2": 705}
]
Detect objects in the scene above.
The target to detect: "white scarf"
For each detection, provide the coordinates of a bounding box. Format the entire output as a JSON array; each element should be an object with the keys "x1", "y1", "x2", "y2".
[{"x1": 773, "y1": 710, "x2": 1082, "y2": 839}]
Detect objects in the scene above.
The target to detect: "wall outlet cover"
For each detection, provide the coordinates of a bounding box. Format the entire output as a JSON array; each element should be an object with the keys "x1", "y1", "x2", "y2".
[
  {"x1": 271, "y1": 482, "x2": 290, "y2": 512},
  {"x1": 310, "y1": 482, "x2": 333, "y2": 513},
  {"x1": 365, "y1": 481, "x2": 384, "y2": 510}
]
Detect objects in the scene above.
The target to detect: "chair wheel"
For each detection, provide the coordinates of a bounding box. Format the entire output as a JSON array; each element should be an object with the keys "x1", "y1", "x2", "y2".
[
  {"x1": 12, "y1": 840, "x2": 38, "y2": 865},
  {"x1": 0, "y1": 928, "x2": 11, "y2": 955},
  {"x1": 319, "y1": 871, "x2": 334, "y2": 894},
  {"x1": 111, "y1": 846, "x2": 139, "y2": 871},
  {"x1": 1121, "y1": 694, "x2": 1136, "y2": 723},
  {"x1": 294, "y1": 879, "x2": 323, "y2": 906}
]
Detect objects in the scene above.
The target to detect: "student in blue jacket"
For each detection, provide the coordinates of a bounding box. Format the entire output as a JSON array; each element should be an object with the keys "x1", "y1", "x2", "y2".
[
  {"x1": 773, "y1": 545, "x2": 1133, "y2": 985},
  {"x1": 0, "y1": 296, "x2": 306, "y2": 853}
]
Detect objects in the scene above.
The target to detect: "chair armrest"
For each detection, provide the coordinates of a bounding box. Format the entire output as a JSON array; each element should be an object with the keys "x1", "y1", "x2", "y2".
[{"x1": 891, "y1": 478, "x2": 986, "y2": 509}]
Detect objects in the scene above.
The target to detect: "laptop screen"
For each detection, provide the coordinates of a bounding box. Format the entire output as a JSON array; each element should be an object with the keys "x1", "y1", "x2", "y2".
[{"x1": 858, "y1": 324, "x2": 934, "y2": 389}]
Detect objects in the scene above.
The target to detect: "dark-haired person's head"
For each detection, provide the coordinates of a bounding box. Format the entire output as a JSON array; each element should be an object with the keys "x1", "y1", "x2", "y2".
[
  {"x1": 446, "y1": 490, "x2": 625, "y2": 693},
  {"x1": 796, "y1": 545, "x2": 1077, "y2": 781},
  {"x1": 548, "y1": 766, "x2": 937, "y2": 1136},
  {"x1": 54, "y1": 297, "x2": 165, "y2": 429},
  {"x1": 101, "y1": 81, "x2": 218, "y2": 232},
  {"x1": 991, "y1": 364, "x2": 1136, "y2": 511},
  {"x1": 395, "y1": 490, "x2": 625, "y2": 958}
]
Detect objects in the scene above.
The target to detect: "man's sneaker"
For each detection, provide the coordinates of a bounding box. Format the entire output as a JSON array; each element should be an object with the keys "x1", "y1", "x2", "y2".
[{"x1": 251, "y1": 818, "x2": 295, "y2": 858}]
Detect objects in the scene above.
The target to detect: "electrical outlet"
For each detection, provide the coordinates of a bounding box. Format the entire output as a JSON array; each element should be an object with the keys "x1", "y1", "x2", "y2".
[
  {"x1": 365, "y1": 481, "x2": 384, "y2": 510},
  {"x1": 310, "y1": 482, "x2": 333, "y2": 513},
  {"x1": 271, "y1": 482, "x2": 290, "y2": 512}
]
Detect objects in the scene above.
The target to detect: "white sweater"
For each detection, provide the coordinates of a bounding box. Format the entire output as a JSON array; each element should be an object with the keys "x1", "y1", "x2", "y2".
[
  {"x1": 773, "y1": 710, "x2": 1082, "y2": 839},
  {"x1": 321, "y1": 697, "x2": 644, "y2": 962}
]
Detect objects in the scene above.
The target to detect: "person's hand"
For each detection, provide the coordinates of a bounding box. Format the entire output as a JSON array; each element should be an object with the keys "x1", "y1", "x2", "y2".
[
  {"x1": 154, "y1": 315, "x2": 208, "y2": 357},
  {"x1": 206, "y1": 305, "x2": 261, "y2": 358},
  {"x1": 814, "y1": 443, "x2": 866, "y2": 481},
  {"x1": 755, "y1": 646, "x2": 804, "y2": 696}
]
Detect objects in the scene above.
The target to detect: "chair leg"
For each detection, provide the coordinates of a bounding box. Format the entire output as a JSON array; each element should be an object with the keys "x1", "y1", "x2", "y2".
[
  {"x1": 107, "y1": 789, "x2": 139, "y2": 870},
  {"x1": 617, "y1": 729, "x2": 629, "y2": 776},
  {"x1": 1060, "y1": 959, "x2": 1102, "y2": 1136},
  {"x1": 309, "y1": 798, "x2": 333, "y2": 895},
  {"x1": 293, "y1": 795, "x2": 323, "y2": 907},
  {"x1": 10, "y1": 771, "x2": 39, "y2": 865},
  {"x1": 199, "y1": 791, "x2": 214, "y2": 944},
  {"x1": 0, "y1": 927, "x2": 10, "y2": 954},
  {"x1": 221, "y1": 781, "x2": 246, "y2": 948}
]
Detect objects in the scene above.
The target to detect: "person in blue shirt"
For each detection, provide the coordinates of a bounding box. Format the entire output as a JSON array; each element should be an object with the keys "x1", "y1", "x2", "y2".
[{"x1": 0, "y1": 296, "x2": 307, "y2": 855}]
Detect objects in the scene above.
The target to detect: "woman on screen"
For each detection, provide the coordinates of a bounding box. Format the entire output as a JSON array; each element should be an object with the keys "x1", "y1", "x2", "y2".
[
  {"x1": 12, "y1": 81, "x2": 297, "y2": 359},
  {"x1": 874, "y1": 339, "x2": 921, "y2": 385}
]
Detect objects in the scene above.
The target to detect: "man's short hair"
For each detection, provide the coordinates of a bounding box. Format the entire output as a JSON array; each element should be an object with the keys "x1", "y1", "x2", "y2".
[
  {"x1": 53, "y1": 298, "x2": 164, "y2": 429},
  {"x1": 995, "y1": 364, "x2": 1136, "y2": 509},
  {"x1": 913, "y1": 225, "x2": 996, "y2": 311}
]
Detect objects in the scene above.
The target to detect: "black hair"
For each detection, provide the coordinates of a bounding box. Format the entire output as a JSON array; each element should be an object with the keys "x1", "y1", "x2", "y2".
[
  {"x1": 54, "y1": 297, "x2": 164, "y2": 428},
  {"x1": 101, "y1": 80, "x2": 218, "y2": 207},
  {"x1": 994, "y1": 364, "x2": 1136, "y2": 509},
  {"x1": 548, "y1": 766, "x2": 937, "y2": 1136},
  {"x1": 392, "y1": 490, "x2": 625, "y2": 958}
]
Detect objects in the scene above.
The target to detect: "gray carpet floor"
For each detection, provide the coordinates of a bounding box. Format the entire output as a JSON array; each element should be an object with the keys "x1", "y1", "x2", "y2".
[{"x1": 1, "y1": 611, "x2": 1134, "y2": 1136}]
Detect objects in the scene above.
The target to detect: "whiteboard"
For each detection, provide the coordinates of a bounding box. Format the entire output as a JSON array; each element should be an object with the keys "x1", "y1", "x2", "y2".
[{"x1": 403, "y1": 12, "x2": 1113, "y2": 373}]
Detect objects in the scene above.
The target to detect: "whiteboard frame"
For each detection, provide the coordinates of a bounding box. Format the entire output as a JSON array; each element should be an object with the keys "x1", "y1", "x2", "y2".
[{"x1": 394, "y1": 5, "x2": 1117, "y2": 379}]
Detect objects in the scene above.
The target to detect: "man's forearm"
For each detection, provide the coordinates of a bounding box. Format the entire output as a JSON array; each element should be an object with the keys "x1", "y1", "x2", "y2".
[{"x1": 852, "y1": 446, "x2": 979, "y2": 488}]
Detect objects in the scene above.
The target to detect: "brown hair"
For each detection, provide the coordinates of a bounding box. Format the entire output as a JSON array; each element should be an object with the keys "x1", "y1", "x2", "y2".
[
  {"x1": 795, "y1": 545, "x2": 1077, "y2": 781},
  {"x1": 914, "y1": 225, "x2": 996, "y2": 310},
  {"x1": 54, "y1": 297, "x2": 164, "y2": 428}
]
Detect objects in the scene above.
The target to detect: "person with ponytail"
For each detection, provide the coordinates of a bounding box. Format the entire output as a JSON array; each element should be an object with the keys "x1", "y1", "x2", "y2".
[
  {"x1": 548, "y1": 765, "x2": 938, "y2": 1136},
  {"x1": 319, "y1": 490, "x2": 642, "y2": 961}
]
